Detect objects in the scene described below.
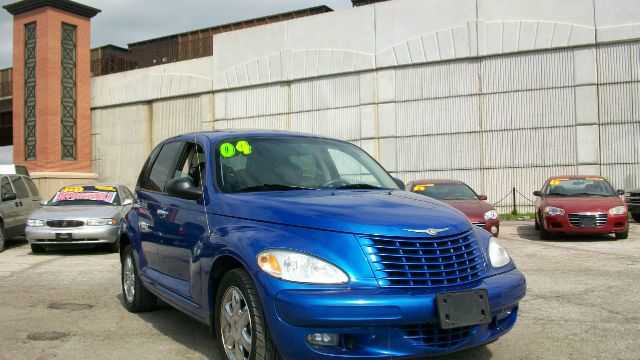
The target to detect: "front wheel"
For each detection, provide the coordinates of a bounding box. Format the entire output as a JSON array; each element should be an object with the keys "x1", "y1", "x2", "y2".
[
  {"x1": 538, "y1": 214, "x2": 551, "y2": 240},
  {"x1": 121, "y1": 246, "x2": 157, "y2": 312},
  {"x1": 215, "y1": 268, "x2": 277, "y2": 360},
  {"x1": 615, "y1": 225, "x2": 629, "y2": 240}
]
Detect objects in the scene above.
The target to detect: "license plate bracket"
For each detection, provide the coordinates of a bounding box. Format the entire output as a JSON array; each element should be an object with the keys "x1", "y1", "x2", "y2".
[
  {"x1": 436, "y1": 289, "x2": 491, "y2": 329},
  {"x1": 579, "y1": 217, "x2": 596, "y2": 227},
  {"x1": 55, "y1": 233, "x2": 73, "y2": 240}
]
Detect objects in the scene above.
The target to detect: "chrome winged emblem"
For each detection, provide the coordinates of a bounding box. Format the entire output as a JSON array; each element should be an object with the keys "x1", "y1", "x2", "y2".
[{"x1": 404, "y1": 227, "x2": 450, "y2": 236}]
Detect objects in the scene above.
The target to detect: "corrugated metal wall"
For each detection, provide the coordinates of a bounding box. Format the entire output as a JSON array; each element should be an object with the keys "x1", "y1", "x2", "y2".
[{"x1": 214, "y1": 42, "x2": 640, "y2": 213}]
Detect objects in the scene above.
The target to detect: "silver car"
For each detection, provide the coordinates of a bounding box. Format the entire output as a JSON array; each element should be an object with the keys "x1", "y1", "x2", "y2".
[{"x1": 26, "y1": 184, "x2": 134, "y2": 253}]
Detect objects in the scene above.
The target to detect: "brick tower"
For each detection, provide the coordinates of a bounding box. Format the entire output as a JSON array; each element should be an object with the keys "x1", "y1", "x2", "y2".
[{"x1": 4, "y1": 0, "x2": 100, "y2": 195}]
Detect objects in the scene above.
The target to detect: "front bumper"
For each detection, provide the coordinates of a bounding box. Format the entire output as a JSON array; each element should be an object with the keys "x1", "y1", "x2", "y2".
[
  {"x1": 26, "y1": 225, "x2": 119, "y2": 245},
  {"x1": 264, "y1": 269, "x2": 525, "y2": 359},
  {"x1": 542, "y1": 214, "x2": 628, "y2": 234}
]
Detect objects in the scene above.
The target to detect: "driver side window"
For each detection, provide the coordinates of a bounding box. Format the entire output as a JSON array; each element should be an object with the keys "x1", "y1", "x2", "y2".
[
  {"x1": 1, "y1": 177, "x2": 12, "y2": 199},
  {"x1": 172, "y1": 142, "x2": 206, "y2": 189}
]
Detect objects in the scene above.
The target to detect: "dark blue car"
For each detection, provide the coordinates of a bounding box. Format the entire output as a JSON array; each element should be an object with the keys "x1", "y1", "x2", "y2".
[{"x1": 119, "y1": 130, "x2": 526, "y2": 360}]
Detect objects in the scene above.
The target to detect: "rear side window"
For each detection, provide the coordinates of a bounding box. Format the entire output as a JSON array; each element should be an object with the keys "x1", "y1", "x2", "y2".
[
  {"x1": 10, "y1": 176, "x2": 30, "y2": 199},
  {"x1": 142, "y1": 142, "x2": 184, "y2": 192},
  {"x1": 1, "y1": 177, "x2": 13, "y2": 198},
  {"x1": 15, "y1": 165, "x2": 29, "y2": 176},
  {"x1": 23, "y1": 177, "x2": 40, "y2": 197}
]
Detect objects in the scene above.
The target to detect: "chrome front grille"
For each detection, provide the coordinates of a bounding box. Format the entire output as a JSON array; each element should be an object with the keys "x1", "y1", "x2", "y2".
[
  {"x1": 627, "y1": 193, "x2": 640, "y2": 206},
  {"x1": 358, "y1": 230, "x2": 485, "y2": 288},
  {"x1": 568, "y1": 213, "x2": 607, "y2": 227},
  {"x1": 402, "y1": 324, "x2": 477, "y2": 348},
  {"x1": 46, "y1": 220, "x2": 84, "y2": 228},
  {"x1": 470, "y1": 221, "x2": 486, "y2": 228}
]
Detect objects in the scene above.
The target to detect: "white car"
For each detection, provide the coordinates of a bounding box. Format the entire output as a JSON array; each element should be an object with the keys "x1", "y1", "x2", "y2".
[{"x1": 26, "y1": 184, "x2": 134, "y2": 253}]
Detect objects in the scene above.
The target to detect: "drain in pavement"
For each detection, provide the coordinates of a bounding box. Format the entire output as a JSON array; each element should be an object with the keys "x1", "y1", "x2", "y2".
[
  {"x1": 47, "y1": 302, "x2": 94, "y2": 311},
  {"x1": 27, "y1": 331, "x2": 70, "y2": 341}
]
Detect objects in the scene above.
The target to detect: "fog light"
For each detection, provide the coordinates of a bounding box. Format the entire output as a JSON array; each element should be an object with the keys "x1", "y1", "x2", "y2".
[
  {"x1": 490, "y1": 226, "x2": 498, "y2": 234},
  {"x1": 496, "y1": 308, "x2": 513, "y2": 321},
  {"x1": 306, "y1": 333, "x2": 339, "y2": 347}
]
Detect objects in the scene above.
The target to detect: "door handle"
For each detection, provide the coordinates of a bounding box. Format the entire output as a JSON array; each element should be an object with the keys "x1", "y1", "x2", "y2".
[
  {"x1": 156, "y1": 209, "x2": 169, "y2": 217},
  {"x1": 19, "y1": 201, "x2": 23, "y2": 206},
  {"x1": 14, "y1": 202, "x2": 19, "y2": 207}
]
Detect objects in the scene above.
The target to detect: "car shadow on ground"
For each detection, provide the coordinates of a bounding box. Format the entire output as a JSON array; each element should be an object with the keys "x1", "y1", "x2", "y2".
[
  {"x1": 427, "y1": 344, "x2": 493, "y2": 360},
  {"x1": 515, "y1": 223, "x2": 618, "y2": 242},
  {"x1": 3, "y1": 236, "x2": 29, "y2": 251},
  {"x1": 116, "y1": 294, "x2": 221, "y2": 359}
]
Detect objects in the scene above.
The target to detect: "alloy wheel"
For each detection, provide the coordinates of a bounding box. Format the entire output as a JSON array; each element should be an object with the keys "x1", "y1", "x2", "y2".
[
  {"x1": 123, "y1": 255, "x2": 136, "y2": 304},
  {"x1": 220, "y1": 286, "x2": 252, "y2": 360}
]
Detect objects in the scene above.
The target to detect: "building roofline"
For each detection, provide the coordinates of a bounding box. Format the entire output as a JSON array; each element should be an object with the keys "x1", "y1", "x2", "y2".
[
  {"x1": 127, "y1": 5, "x2": 333, "y2": 46},
  {"x1": 3, "y1": 0, "x2": 101, "y2": 18}
]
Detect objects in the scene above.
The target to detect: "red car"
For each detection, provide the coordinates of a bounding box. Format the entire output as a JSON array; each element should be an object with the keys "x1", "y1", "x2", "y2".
[
  {"x1": 408, "y1": 180, "x2": 500, "y2": 236},
  {"x1": 533, "y1": 175, "x2": 628, "y2": 240}
]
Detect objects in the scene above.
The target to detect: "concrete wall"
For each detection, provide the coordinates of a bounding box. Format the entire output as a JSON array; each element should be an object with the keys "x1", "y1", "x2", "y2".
[{"x1": 91, "y1": 0, "x2": 640, "y2": 212}]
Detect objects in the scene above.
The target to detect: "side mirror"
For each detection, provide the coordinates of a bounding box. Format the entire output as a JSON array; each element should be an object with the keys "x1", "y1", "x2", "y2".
[
  {"x1": 617, "y1": 189, "x2": 625, "y2": 196},
  {"x1": 478, "y1": 195, "x2": 488, "y2": 201},
  {"x1": 392, "y1": 177, "x2": 405, "y2": 190},
  {"x1": 166, "y1": 177, "x2": 203, "y2": 201},
  {"x1": 2, "y1": 192, "x2": 17, "y2": 202},
  {"x1": 122, "y1": 198, "x2": 133, "y2": 206},
  {"x1": 39, "y1": 199, "x2": 48, "y2": 206},
  {"x1": 533, "y1": 191, "x2": 543, "y2": 197}
]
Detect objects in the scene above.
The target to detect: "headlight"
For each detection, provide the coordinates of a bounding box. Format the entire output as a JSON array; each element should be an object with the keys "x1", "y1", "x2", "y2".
[
  {"x1": 609, "y1": 206, "x2": 627, "y2": 215},
  {"x1": 257, "y1": 250, "x2": 349, "y2": 284},
  {"x1": 86, "y1": 218, "x2": 117, "y2": 226},
  {"x1": 488, "y1": 237, "x2": 511, "y2": 268},
  {"x1": 27, "y1": 219, "x2": 45, "y2": 227},
  {"x1": 545, "y1": 206, "x2": 565, "y2": 216},
  {"x1": 484, "y1": 210, "x2": 498, "y2": 220}
]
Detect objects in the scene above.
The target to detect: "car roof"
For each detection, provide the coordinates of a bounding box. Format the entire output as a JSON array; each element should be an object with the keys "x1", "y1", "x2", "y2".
[
  {"x1": 164, "y1": 129, "x2": 335, "y2": 143},
  {"x1": 61, "y1": 183, "x2": 121, "y2": 189}
]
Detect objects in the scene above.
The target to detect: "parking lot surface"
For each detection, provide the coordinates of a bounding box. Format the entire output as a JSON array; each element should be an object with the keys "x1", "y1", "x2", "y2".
[{"x1": 0, "y1": 221, "x2": 639, "y2": 360}]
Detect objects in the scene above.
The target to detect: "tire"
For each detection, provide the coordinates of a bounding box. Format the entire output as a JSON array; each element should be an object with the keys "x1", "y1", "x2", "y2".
[
  {"x1": 615, "y1": 225, "x2": 629, "y2": 240},
  {"x1": 534, "y1": 218, "x2": 540, "y2": 230},
  {"x1": 108, "y1": 237, "x2": 120, "y2": 253},
  {"x1": 215, "y1": 268, "x2": 277, "y2": 360},
  {"x1": 121, "y1": 245, "x2": 157, "y2": 312},
  {"x1": 632, "y1": 213, "x2": 640, "y2": 223},
  {"x1": 0, "y1": 224, "x2": 6, "y2": 253},
  {"x1": 538, "y1": 213, "x2": 551, "y2": 240},
  {"x1": 30, "y1": 244, "x2": 45, "y2": 254}
]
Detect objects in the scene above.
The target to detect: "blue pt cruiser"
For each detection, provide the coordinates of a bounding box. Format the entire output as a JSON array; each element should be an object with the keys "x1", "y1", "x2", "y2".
[{"x1": 119, "y1": 130, "x2": 526, "y2": 360}]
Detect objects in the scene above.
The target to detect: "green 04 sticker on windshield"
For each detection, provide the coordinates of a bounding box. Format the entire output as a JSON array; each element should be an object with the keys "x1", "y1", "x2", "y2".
[{"x1": 220, "y1": 140, "x2": 252, "y2": 158}]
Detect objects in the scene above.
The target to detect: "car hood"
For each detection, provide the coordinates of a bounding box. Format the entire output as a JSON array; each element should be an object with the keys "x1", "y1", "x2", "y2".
[
  {"x1": 543, "y1": 196, "x2": 625, "y2": 213},
  {"x1": 30, "y1": 205, "x2": 122, "y2": 220},
  {"x1": 441, "y1": 200, "x2": 495, "y2": 220},
  {"x1": 216, "y1": 190, "x2": 472, "y2": 237}
]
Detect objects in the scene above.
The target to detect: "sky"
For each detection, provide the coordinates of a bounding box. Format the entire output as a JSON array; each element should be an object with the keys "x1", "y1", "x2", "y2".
[{"x1": 0, "y1": 0, "x2": 353, "y2": 69}]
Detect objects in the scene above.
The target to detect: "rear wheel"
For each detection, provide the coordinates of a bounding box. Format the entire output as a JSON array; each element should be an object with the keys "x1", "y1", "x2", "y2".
[
  {"x1": 121, "y1": 245, "x2": 157, "y2": 312},
  {"x1": 632, "y1": 213, "x2": 640, "y2": 223},
  {"x1": 0, "y1": 224, "x2": 6, "y2": 252},
  {"x1": 30, "y1": 244, "x2": 45, "y2": 254},
  {"x1": 615, "y1": 225, "x2": 629, "y2": 240},
  {"x1": 215, "y1": 268, "x2": 277, "y2": 360}
]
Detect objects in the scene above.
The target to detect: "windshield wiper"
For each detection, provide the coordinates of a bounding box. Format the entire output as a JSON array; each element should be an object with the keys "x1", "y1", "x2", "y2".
[
  {"x1": 236, "y1": 184, "x2": 317, "y2": 192},
  {"x1": 334, "y1": 183, "x2": 387, "y2": 190},
  {"x1": 547, "y1": 193, "x2": 568, "y2": 196},
  {"x1": 572, "y1": 193, "x2": 609, "y2": 197}
]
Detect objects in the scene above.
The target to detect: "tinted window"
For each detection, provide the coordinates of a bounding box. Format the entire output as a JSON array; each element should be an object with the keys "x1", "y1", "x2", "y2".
[
  {"x1": 48, "y1": 185, "x2": 121, "y2": 206},
  {"x1": 10, "y1": 176, "x2": 30, "y2": 199},
  {"x1": 172, "y1": 143, "x2": 206, "y2": 189},
  {"x1": 412, "y1": 183, "x2": 479, "y2": 200},
  {"x1": 121, "y1": 186, "x2": 133, "y2": 199},
  {"x1": 545, "y1": 178, "x2": 616, "y2": 197},
  {"x1": 143, "y1": 142, "x2": 184, "y2": 192},
  {"x1": 23, "y1": 177, "x2": 40, "y2": 197},
  {"x1": 216, "y1": 137, "x2": 398, "y2": 193},
  {"x1": 1, "y1": 177, "x2": 13, "y2": 198}
]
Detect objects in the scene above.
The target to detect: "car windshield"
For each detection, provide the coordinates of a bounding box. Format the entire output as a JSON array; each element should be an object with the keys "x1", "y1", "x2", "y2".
[
  {"x1": 544, "y1": 178, "x2": 617, "y2": 197},
  {"x1": 413, "y1": 183, "x2": 479, "y2": 200},
  {"x1": 215, "y1": 136, "x2": 399, "y2": 193},
  {"x1": 48, "y1": 185, "x2": 121, "y2": 206}
]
